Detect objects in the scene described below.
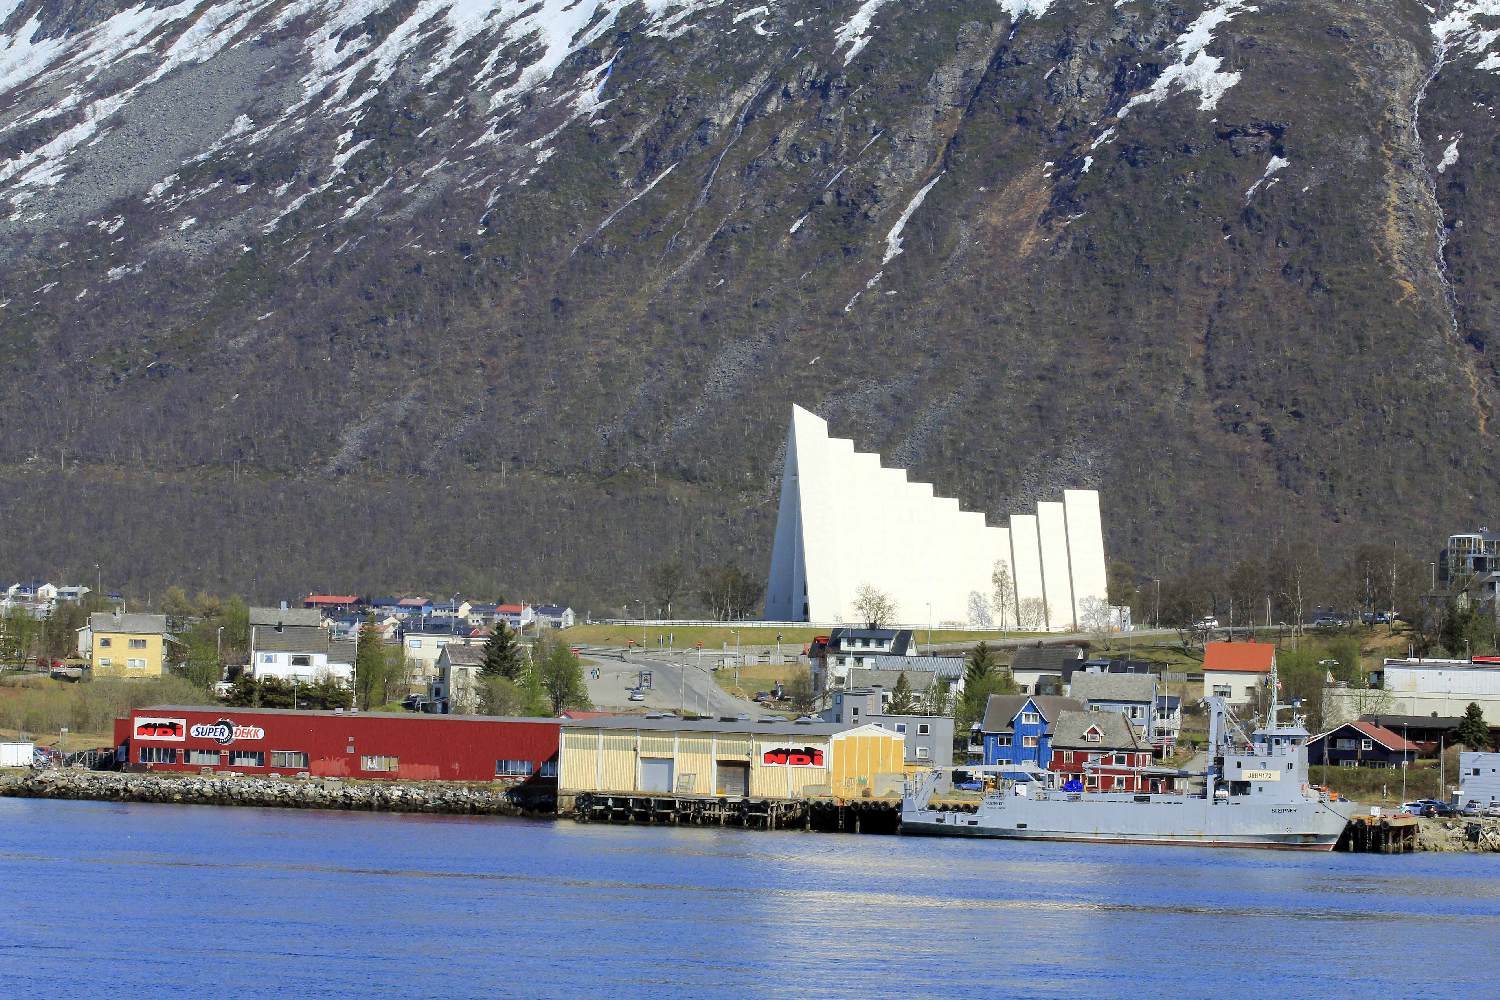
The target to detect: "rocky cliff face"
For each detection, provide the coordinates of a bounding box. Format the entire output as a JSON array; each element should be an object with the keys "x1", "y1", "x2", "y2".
[{"x1": 1, "y1": 1, "x2": 1497, "y2": 607}]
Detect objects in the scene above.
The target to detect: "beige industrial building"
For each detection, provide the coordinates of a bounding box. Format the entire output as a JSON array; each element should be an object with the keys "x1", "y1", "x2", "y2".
[{"x1": 558, "y1": 716, "x2": 906, "y2": 807}]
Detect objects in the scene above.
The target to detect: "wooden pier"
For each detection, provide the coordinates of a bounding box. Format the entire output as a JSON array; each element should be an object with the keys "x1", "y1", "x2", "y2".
[
  {"x1": 565, "y1": 792, "x2": 903, "y2": 833},
  {"x1": 1336, "y1": 813, "x2": 1418, "y2": 853}
]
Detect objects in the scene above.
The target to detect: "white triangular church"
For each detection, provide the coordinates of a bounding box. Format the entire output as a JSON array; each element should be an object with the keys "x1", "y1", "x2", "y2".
[{"x1": 763, "y1": 405, "x2": 1108, "y2": 631}]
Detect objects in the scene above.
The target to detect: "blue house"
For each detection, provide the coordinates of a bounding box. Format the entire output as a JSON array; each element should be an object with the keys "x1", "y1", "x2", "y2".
[{"x1": 980, "y1": 695, "x2": 1083, "y2": 768}]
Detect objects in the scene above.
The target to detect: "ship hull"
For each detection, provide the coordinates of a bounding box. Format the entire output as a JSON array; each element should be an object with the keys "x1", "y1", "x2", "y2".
[{"x1": 901, "y1": 794, "x2": 1354, "y2": 851}]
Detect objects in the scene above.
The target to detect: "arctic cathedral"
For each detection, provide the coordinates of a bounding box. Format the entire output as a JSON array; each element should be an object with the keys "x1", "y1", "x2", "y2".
[{"x1": 763, "y1": 406, "x2": 1108, "y2": 632}]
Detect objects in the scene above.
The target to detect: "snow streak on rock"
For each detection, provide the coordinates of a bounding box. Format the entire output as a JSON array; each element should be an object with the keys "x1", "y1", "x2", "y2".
[
  {"x1": 883, "y1": 173, "x2": 943, "y2": 265},
  {"x1": 1123, "y1": 1, "x2": 1256, "y2": 116},
  {"x1": 1245, "y1": 153, "x2": 1287, "y2": 200},
  {"x1": 836, "y1": 0, "x2": 895, "y2": 65}
]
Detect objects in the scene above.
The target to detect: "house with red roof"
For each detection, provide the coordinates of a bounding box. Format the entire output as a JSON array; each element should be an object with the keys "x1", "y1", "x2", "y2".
[
  {"x1": 302, "y1": 594, "x2": 363, "y2": 615},
  {"x1": 1306, "y1": 720, "x2": 1418, "y2": 769},
  {"x1": 1201, "y1": 641, "x2": 1276, "y2": 708}
]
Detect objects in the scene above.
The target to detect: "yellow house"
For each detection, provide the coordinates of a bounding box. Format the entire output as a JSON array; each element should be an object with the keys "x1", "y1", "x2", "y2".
[{"x1": 80, "y1": 612, "x2": 169, "y2": 678}]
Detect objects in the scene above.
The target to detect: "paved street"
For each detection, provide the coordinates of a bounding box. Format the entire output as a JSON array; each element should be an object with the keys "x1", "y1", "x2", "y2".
[{"x1": 576, "y1": 646, "x2": 761, "y2": 716}]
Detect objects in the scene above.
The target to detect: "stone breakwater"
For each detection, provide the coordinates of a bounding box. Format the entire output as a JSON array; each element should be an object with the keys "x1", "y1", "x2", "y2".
[{"x1": 0, "y1": 768, "x2": 552, "y2": 816}]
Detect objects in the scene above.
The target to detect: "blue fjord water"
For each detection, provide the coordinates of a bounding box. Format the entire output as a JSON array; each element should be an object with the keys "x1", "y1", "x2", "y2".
[{"x1": 2, "y1": 796, "x2": 1498, "y2": 999}]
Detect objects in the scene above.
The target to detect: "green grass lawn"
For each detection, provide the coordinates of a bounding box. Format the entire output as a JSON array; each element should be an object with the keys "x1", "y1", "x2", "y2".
[{"x1": 565, "y1": 623, "x2": 1026, "y2": 649}]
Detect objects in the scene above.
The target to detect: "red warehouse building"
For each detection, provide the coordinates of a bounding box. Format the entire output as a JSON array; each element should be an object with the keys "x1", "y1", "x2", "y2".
[{"x1": 114, "y1": 705, "x2": 560, "y2": 784}]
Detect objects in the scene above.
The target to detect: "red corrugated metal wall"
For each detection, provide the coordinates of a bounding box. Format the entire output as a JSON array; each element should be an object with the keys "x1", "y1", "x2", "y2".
[{"x1": 122, "y1": 708, "x2": 559, "y2": 783}]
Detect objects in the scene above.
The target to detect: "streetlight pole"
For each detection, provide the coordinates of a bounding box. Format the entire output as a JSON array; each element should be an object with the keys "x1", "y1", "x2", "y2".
[
  {"x1": 926, "y1": 603, "x2": 932, "y2": 646},
  {"x1": 1154, "y1": 579, "x2": 1161, "y2": 630}
]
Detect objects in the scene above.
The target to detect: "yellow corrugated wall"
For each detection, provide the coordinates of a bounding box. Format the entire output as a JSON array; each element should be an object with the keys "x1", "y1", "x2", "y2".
[
  {"x1": 676, "y1": 737, "x2": 713, "y2": 795},
  {"x1": 599, "y1": 733, "x2": 638, "y2": 792},
  {"x1": 559, "y1": 730, "x2": 598, "y2": 794},
  {"x1": 830, "y1": 729, "x2": 906, "y2": 799}
]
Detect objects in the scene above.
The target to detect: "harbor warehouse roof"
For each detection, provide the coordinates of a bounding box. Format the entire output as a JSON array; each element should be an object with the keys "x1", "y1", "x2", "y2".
[
  {"x1": 1203, "y1": 641, "x2": 1275, "y2": 673},
  {"x1": 560, "y1": 716, "x2": 848, "y2": 737}
]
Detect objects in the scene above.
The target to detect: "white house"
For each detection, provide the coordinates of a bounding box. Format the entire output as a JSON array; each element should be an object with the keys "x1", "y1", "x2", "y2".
[
  {"x1": 535, "y1": 605, "x2": 576, "y2": 629},
  {"x1": 248, "y1": 607, "x2": 352, "y2": 685},
  {"x1": 1202, "y1": 641, "x2": 1275, "y2": 708}
]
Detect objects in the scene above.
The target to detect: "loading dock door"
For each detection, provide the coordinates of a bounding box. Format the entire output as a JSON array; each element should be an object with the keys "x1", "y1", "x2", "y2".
[
  {"x1": 641, "y1": 757, "x2": 675, "y2": 794},
  {"x1": 716, "y1": 762, "x2": 749, "y2": 798}
]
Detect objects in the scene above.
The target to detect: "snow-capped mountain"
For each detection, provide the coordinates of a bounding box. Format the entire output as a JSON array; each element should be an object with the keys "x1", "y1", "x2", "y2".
[{"x1": 1, "y1": 0, "x2": 1498, "y2": 602}]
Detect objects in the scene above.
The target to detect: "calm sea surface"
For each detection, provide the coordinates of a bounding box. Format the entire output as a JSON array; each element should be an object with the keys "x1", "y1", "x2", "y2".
[{"x1": 3, "y1": 796, "x2": 1499, "y2": 999}]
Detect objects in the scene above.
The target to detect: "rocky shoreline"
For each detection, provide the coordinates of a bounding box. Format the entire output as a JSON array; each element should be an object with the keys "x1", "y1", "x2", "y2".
[
  {"x1": 1414, "y1": 815, "x2": 1500, "y2": 853},
  {"x1": 0, "y1": 768, "x2": 552, "y2": 816}
]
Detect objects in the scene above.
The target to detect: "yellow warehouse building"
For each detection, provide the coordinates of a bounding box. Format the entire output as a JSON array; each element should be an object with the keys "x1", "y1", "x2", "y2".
[{"x1": 559, "y1": 716, "x2": 906, "y2": 807}]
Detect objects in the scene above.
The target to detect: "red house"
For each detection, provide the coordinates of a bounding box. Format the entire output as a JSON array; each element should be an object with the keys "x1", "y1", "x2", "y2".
[
  {"x1": 1048, "y1": 710, "x2": 1157, "y2": 793},
  {"x1": 114, "y1": 705, "x2": 560, "y2": 784}
]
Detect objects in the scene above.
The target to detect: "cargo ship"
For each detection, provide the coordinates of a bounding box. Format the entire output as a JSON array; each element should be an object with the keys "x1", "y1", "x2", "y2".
[{"x1": 902, "y1": 680, "x2": 1358, "y2": 850}]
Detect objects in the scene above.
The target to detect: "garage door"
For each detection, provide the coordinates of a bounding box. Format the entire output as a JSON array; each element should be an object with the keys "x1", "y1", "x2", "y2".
[
  {"x1": 640, "y1": 757, "x2": 675, "y2": 793},
  {"x1": 716, "y1": 762, "x2": 749, "y2": 798}
]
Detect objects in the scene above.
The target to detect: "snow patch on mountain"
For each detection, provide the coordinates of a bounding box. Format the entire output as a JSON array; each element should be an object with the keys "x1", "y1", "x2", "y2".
[
  {"x1": 1244, "y1": 153, "x2": 1287, "y2": 201},
  {"x1": 1434, "y1": 0, "x2": 1500, "y2": 62},
  {"x1": 1123, "y1": 1, "x2": 1255, "y2": 116},
  {"x1": 836, "y1": 0, "x2": 894, "y2": 64}
]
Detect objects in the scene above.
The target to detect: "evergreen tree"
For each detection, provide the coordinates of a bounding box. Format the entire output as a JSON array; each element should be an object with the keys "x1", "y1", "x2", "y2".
[
  {"x1": 1457, "y1": 702, "x2": 1492, "y2": 750},
  {"x1": 888, "y1": 671, "x2": 917, "y2": 714},
  {"x1": 481, "y1": 622, "x2": 524, "y2": 680},
  {"x1": 965, "y1": 641, "x2": 996, "y2": 685}
]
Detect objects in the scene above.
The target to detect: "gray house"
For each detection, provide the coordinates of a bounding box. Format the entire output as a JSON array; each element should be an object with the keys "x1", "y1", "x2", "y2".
[
  {"x1": 1459, "y1": 752, "x2": 1500, "y2": 808},
  {"x1": 1068, "y1": 672, "x2": 1157, "y2": 748},
  {"x1": 1008, "y1": 646, "x2": 1086, "y2": 695},
  {"x1": 819, "y1": 688, "x2": 954, "y2": 766}
]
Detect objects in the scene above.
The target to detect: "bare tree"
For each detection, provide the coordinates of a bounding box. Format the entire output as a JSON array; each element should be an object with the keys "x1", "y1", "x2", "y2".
[
  {"x1": 991, "y1": 560, "x2": 1016, "y2": 630},
  {"x1": 1078, "y1": 595, "x2": 1114, "y2": 641},
  {"x1": 852, "y1": 584, "x2": 897, "y2": 629},
  {"x1": 966, "y1": 591, "x2": 992, "y2": 628},
  {"x1": 1017, "y1": 597, "x2": 1049, "y2": 632},
  {"x1": 646, "y1": 559, "x2": 688, "y2": 617}
]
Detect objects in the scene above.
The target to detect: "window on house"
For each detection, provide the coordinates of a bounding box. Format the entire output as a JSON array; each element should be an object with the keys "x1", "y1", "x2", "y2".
[
  {"x1": 538, "y1": 759, "x2": 559, "y2": 778},
  {"x1": 1022, "y1": 736, "x2": 1039, "y2": 748},
  {"x1": 408, "y1": 638, "x2": 422, "y2": 648},
  {"x1": 271, "y1": 751, "x2": 309, "y2": 769},
  {"x1": 1085, "y1": 729, "x2": 1101, "y2": 743},
  {"x1": 1021, "y1": 712, "x2": 1041, "y2": 725},
  {"x1": 1062, "y1": 751, "x2": 1074, "y2": 763},
  {"x1": 1212, "y1": 685, "x2": 1231, "y2": 697},
  {"x1": 127, "y1": 659, "x2": 146, "y2": 669},
  {"x1": 915, "y1": 747, "x2": 930, "y2": 760},
  {"x1": 1361, "y1": 739, "x2": 1373, "y2": 751},
  {"x1": 496, "y1": 760, "x2": 533, "y2": 776},
  {"x1": 918, "y1": 723, "x2": 930, "y2": 735},
  {"x1": 998, "y1": 736, "x2": 1012, "y2": 747},
  {"x1": 1113, "y1": 753, "x2": 1128, "y2": 766},
  {"x1": 290, "y1": 655, "x2": 312, "y2": 667},
  {"x1": 851, "y1": 707, "x2": 860, "y2": 718},
  {"x1": 262, "y1": 653, "x2": 275, "y2": 663},
  {"x1": 229, "y1": 751, "x2": 265, "y2": 767},
  {"x1": 139, "y1": 746, "x2": 177, "y2": 764},
  {"x1": 98, "y1": 637, "x2": 112, "y2": 647},
  {"x1": 186, "y1": 749, "x2": 221, "y2": 766},
  {"x1": 894, "y1": 723, "x2": 907, "y2": 734},
  {"x1": 98, "y1": 658, "x2": 112, "y2": 667},
  {"x1": 361, "y1": 755, "x2": 398, "y2": 772},
  {"x1": 128, "y1": 638, "x2": 147, "y2": 649}
]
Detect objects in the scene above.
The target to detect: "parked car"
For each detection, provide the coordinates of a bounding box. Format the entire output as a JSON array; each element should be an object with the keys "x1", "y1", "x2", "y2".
[
  {"x1": 1310, "y1": 615, "x2": 1347, "y2": 630},
  {"x1": 1402, "y1": 799, "x2": 1455, "y2": 818},
  {"x1": 1461, "y1": 800, "x2": 1486, "y2": 817},
  {"x1": 1486, "y1": 803, "x2": 1500, "y2": 819},
  {"x1": 628, "y1": 689, "x2": 646, "y2": 702},
  {"x1": 1194, "y1": 617, "x2": 1219, "y2": 629}
]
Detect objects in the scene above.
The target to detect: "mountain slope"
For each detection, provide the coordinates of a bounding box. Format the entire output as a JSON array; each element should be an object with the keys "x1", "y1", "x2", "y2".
[{"x1": 0, "y1": 0, "x2": 1497, "y2": 608}]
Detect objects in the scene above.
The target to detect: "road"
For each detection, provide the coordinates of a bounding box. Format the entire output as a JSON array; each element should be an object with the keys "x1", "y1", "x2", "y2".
[{"x1": 576, "y1": 646, "x2": 762, "y2": 716}]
